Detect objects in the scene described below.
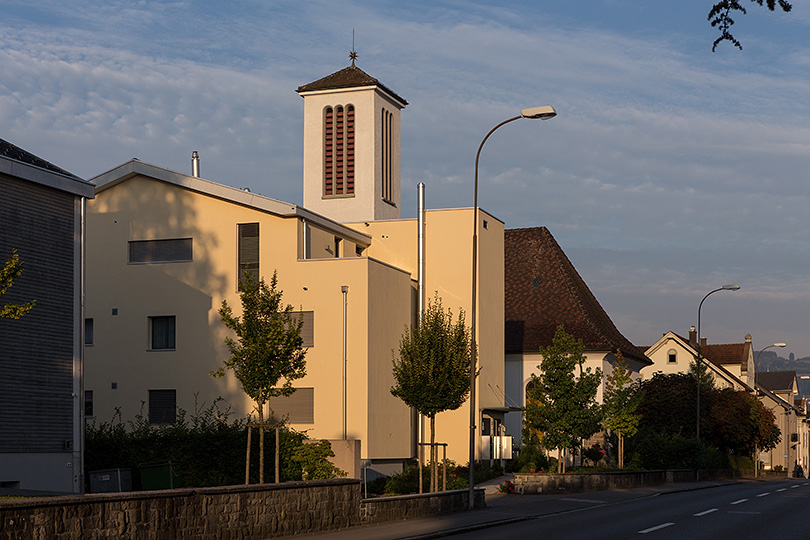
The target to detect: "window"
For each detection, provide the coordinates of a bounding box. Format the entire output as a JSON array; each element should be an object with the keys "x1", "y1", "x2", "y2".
[
  {"x1": 323, "y1": 105, "x2": 355, "y2": 197},
  {"x1": 238, "y1": 223, "x2": 259, "y2": 285},
  {"x1": 129, "y1": 238, "x2": 192, "y2": 263},
  {"x1": 268, "y1": 388, "x2": 314, "y2": 423},
  {"x1": 149, "y1": 389, "x2": 177, "y2": 424},
  {"x1": 290, "y1": 311, "x2": 315, "y2": 348},
  {"x1": 85, "y1": 318, "x2": 94, "y2": 346},
  {"x1": 334, "y1": 237, "x2": 341, "y2": 258},
  {"x1": 381, "y1": 108, "x2": 393, "y2": 203},
  {"x1": 84, "y1": 390, "x2": 94, "y2": 418},
  {"x1": 667, "y1": 349, "x2": 677, "y2": 363},
  {"x1": 149, "y1": 316, "x2": 176, "y2": 350}
]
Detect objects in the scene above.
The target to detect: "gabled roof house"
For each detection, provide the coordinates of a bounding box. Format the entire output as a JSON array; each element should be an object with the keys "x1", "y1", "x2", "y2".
[{"x1": 503, "y1": 227, "x2": 650, "y2": 445}]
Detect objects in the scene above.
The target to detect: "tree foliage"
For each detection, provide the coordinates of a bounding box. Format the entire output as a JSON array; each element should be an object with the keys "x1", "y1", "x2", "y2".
[
  {"x1": 709, "y1": 388, "x2": 780, "y2": 455},
  {"x1": 524, "y1": 325, "x2": 601, "y2": 472},
  {"x1": 391, "y1": 293, "x2": 471, "y2": 490},
  {"x1": 0, "y1": 249, "x2": 36, "y2": 319},
  {"x1": 214, "y1": 270, "x2": 307, "y2": 482},
  {"x1": 291, "y1": 440, "x2": 347, "y2": 480},
  {"x1": 601, "y1": 350, "x2": 642, "y2": 467},
  {"x1": 709, "y1": 0, "x2": 792, "y2": 51}
]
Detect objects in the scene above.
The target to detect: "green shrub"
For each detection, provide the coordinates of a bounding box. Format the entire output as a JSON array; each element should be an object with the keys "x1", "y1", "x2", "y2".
[{"x1": 382, "y1": 461, "x2": 503, "y2": 495}]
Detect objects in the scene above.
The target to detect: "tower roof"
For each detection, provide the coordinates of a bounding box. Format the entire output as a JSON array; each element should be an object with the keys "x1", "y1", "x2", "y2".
[
  {"x1": 296, "y1": 65, "x2": 407, "y2": 106},
  {"x1": 505, "y1": 226, "x2": 649, "y2": 364}
]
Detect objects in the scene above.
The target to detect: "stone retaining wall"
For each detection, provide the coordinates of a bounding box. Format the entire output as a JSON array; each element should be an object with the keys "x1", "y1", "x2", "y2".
[
  {"x1": 514, "y1": 469, "x2": 697, "y2": 494},
  {"x1": 0, "y1": 480, "x2": 484, "y2": 539}
]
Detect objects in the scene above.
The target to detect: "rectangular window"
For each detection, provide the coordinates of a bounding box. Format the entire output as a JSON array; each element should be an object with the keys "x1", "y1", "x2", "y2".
[
  {"x1": 129, "y1": 238, "x2": 192, "y2": 263},
  {"x1": 268, "y1": 388, "x2": 314, "y2": 424},
  {"x1": 149, "y1": 389, "x2": 177, "y2": 424},
  {"x1": 238, "y1": 223, "x2": 259, "y2": 286},
  {"x1": 290, "y1": 311, "x2": 315, "y2": 348},
  {"x1": 84, "y1": 390, "x2": 94, "y2": 418},
  {"x1": 149, "y1": 316, "x2": 176, "y2": 350},
  {"x1": 85, "y1": 318, "x2": 94, "y2": 346}
]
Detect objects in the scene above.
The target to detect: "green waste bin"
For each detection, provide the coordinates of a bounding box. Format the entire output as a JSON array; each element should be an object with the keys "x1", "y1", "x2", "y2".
[{"x1": 138, "y1": 461, "x2": 178, "y2": 490}]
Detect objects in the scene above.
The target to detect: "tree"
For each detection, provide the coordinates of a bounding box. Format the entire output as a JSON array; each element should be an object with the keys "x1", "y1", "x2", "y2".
[
  {"x1": 391, "y1": 294, "x2": 471, "y2": 492},
  {"x1": 524, "y1": 325, "x2": 602, "y2": 473},
  {"x1": 710, "y1": 0, "x2": 792, "y2": 51},
  {"x1": 709, "y1": 388, "x2": 780, "y2": 456},
  {"x1": 213, "y1": 270, "x2": 307, "y2": 483},
  {"x1": 601, "y1": 350, "x2": 642, "y2": 468},
  {"x1": 1, "y1": 249, "x2": 36, "y2": 319}
]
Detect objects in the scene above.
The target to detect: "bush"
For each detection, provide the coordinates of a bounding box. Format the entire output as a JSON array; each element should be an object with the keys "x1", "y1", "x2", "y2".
[
  {"x1": 627, "y1": 429, "x2": 702, "y2": 470},
  {"x1": 382, "y1": 461, "x2": 503, "y2": 495},
  {"x1": 85, "y1": 397, "x2": 310, "y2": 489}
]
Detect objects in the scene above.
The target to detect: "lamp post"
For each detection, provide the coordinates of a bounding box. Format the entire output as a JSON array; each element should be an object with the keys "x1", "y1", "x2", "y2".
[
  {"x1": 469, "y1": 106, "x2": 556, "y2": 509},
  {"x1": 695, "y1": 284, "x2": 740, "y2": 445},
  {"x1": 753, "y1": 342, "x2": 786, "y2": 478}
]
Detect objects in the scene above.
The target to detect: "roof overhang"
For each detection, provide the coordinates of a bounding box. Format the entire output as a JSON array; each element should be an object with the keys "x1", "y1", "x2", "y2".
[{"x1": 1, "y1": 155, "x2": 94, "y2": 198}]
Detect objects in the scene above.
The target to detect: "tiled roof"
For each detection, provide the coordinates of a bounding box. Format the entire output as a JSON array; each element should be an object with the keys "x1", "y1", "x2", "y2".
[
  {"x1": 296, "y1": 66, "x2": 408, "y2": 105},
  {"x1": 0, "y1": 138, "x2": 79, "y2": 179},
  {"x1": 702, "y1": 342, "x2": 748, "y2": 366},
  {"x1": 504, "y1": 227, "x2": 649, "y2": 364},
  {"x1": 756, "y1": 370, "x2": 796, "y2": 393}
]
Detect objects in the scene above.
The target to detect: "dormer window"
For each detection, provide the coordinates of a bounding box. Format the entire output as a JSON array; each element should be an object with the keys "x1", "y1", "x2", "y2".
[{"x1": 324, "y1": 105, "x2": 355, "y2": 197}]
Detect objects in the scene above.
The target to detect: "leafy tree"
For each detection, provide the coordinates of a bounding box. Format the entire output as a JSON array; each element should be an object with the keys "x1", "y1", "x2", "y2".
[
  {"x1": 601, "y1": 350, "x2": 642, "y2": 468},
  {"x1": 391, "y1": 294, "x2": 471, "y2": 492},
  {"x1": 213, "y1": 270, "x2": 307, "y2": 483},
  {"x1": 709, "y1": 0, "x2": 792, "y2": 51},
  {"x1": 1, "y1": 249, "x2": 36, "y2": 319},
  {"x1": 635, "y1": 372, "x2": 706, "y2": 438},
  {"x1": 524, "y1": 325, "x2": 602, "y2": 473},
  {"x1": 709, "y1": 388, "x2": 780, "y2": 456}
]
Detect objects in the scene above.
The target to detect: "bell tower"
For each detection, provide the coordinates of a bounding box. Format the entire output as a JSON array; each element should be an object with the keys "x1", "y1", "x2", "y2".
[{"x1": 297, "y1": 61, "x2": 407, "y2": 223}]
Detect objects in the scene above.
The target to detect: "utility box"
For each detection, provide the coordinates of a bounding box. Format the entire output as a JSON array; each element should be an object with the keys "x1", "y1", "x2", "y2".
[
  {"x1": 138, "y1": 461, "x2": 178, "y2": 490},
  {"x1": 88, "y1": 468, "x2": 132, "y2": 493}
]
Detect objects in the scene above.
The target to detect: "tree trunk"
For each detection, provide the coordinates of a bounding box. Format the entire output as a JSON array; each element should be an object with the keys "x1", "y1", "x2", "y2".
[
  {"x1": 430, "y1": 415, "x2": 437, "y2": 492},
  {"x1": 258, "y1": 401, "x2": 265, "y2": 484},
  {"x1": 618, "y1": 433, "x2": 624, "y2": 469}
]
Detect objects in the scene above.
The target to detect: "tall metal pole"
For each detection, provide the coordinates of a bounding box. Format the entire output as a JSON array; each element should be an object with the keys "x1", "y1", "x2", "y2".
[{"x1": 342, "y1": 285, "x2": 348, "y2": 440}]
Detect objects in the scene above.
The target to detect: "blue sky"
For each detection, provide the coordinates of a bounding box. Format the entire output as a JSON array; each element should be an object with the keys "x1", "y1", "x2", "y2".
[{"x1": 3, "y1": 1, "x2": 810, "y2": 359}]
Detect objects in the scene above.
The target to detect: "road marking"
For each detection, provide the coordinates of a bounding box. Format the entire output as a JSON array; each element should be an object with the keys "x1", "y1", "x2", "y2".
[
  {"x1": 790, "y1": 485, "x2": 800, "y2": 488},
  {"x1": 777, "y1": 488, "x2": 787, "y2": 492},
  {"x1": 694, "y1": 508, "x2": 718, "y2": 516},
  {"x1": 639, "y1": 523, "x2": 675, "y2": 534},
  {"x1": 756, "y1": 492, "x2": 770, "y2": 497},
  {"x1": 560, "y1": 497, "x2": 606, "y2": 504},
  {"x1": 730, "y1": 499, "x2": 747, "y2": 505}
]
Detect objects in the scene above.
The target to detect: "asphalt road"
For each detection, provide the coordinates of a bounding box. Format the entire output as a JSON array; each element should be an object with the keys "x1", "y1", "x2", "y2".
[{"x1": 461, "y1": 479, "x2": 810, "y2": 540}]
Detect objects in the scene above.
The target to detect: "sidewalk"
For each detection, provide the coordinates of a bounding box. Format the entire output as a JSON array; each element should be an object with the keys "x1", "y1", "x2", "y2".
[{"x1": 292, "y1": 477, "x2": 743, "y2": 540}]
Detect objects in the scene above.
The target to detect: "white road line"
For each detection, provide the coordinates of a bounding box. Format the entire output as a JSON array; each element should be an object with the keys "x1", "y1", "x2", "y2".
[
  {"x1": 790, "y1": 485, "x2": 800, "y2": 488},
  {"x1": 639, "y1": 523, "x2": 675, "y2": 534},
  {"x1": 694, "y1": 508, "x2": 718, "y2": 516},
  {"x1": 730, "y1": 499, "x2": 748, "y2": 505},
  {"x1": 777, "y1": 488, "x2": 787, "y2": 492},
  {"x1": 756, "y1": 492, "x2": 770, "y2": 497}
]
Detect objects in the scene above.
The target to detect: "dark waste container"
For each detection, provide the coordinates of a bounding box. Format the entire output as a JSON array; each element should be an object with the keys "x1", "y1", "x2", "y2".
[
  {"x1": 88, "y1": 468, "x2": 132, "y2": 493},
  {"x1": 138, "y1": 461, "x2": 178, "y2": 490}
]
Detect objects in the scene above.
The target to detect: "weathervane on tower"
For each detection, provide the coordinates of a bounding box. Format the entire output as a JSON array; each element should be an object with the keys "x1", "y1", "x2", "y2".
[{"x1": 350, "y1": 29, "x2": 358, "y2": 66}]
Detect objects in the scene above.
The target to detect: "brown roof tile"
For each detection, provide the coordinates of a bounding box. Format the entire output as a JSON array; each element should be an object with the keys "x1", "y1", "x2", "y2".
[
  {"x1": 296, "y1": 66, "x2": 408, "y2": 106},
  {"x1": 757, "y1": 370, "x2": 796, "y2": 393},
  {"x1": 505, "y1": 227, "x2": 649, "y2": 364},
  {"x1": 702, "y1": 342, "x2": 748, "y2": 366}
]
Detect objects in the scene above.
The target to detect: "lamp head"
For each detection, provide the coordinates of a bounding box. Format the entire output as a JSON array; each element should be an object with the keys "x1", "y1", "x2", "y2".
[
  {"x1": 722, "y1": 284, "x2": 741, "y2": 291},
  {"x1": 774, "y1": 342, "x2": 787, "y2": 348},
  {"x1": 521, "y1": 106, "x2": 557, "y2": 120}
]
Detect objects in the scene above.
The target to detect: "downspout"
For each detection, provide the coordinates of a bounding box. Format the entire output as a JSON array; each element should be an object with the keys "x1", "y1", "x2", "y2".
[
  {"x1": 75, "y1": 196, "x2": 87, "y2": 494},
  {"x1": 342, "y1": 285, "x2": 348, "y2": 440},
  {"x1": 416, "y1": 183, "x2": 426, "y2": 490}
]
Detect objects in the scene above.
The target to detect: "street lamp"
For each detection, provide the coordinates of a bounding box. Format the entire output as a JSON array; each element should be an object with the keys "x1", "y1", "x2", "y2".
[
  {"x1": 468, "y1": 106, "x2": 556, "y2": 509},
  {"x1": 696, "y1": 284, "x2": 740, "y2": 445},
  {"x1": 753, "y1": 341, "x2": 786, "y2": 478}
]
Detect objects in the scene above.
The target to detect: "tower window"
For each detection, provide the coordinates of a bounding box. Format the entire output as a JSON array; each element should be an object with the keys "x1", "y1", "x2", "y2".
[
  {"x1": 382, "y1": 108, "x2": 393, "y2": 203},
  {"x1": 324, "y1": 105, "x2": 355, "y2": 197}
]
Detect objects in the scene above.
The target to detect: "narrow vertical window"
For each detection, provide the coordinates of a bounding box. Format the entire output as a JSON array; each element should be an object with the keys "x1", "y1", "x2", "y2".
[
  {"x1": 85, "y1": 318, "x2": 94, "y2": 346},
  {"x1": 346, "y1": 105, "x2": 355, "y2": 194},
  {"x1": 149, "y1": 389, "x2": 177, "y2": 424},
  {"x1": 238, "y1": 222, "x2": 259, "y2": 286},
  {"x1": 324, "y1": 107, "x2": 334, "y2": 196},
  {"x1": 335, "y1": 106, "x2": 345, "y2": 194},
  {"x1": 84, "y1": 390, "x2": 94, "y2": 418},
  {"x1": 149, "y1": 316, "x2": 176, "y2": 350},
  {"x1": 381, "y1": 108, "x2": 393, "y2": 203}
]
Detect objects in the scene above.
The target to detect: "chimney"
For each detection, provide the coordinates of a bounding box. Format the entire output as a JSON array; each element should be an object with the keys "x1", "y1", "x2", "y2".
[
  {"x1": 700, "y1": 337, "x2": 707, "y2": 348},
  {"x1": 191, "y1": 151, "x2": 200, "y2": 177},
  {"x1": 689, "y1": 326, "x2": 697, "y2": 347}
]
